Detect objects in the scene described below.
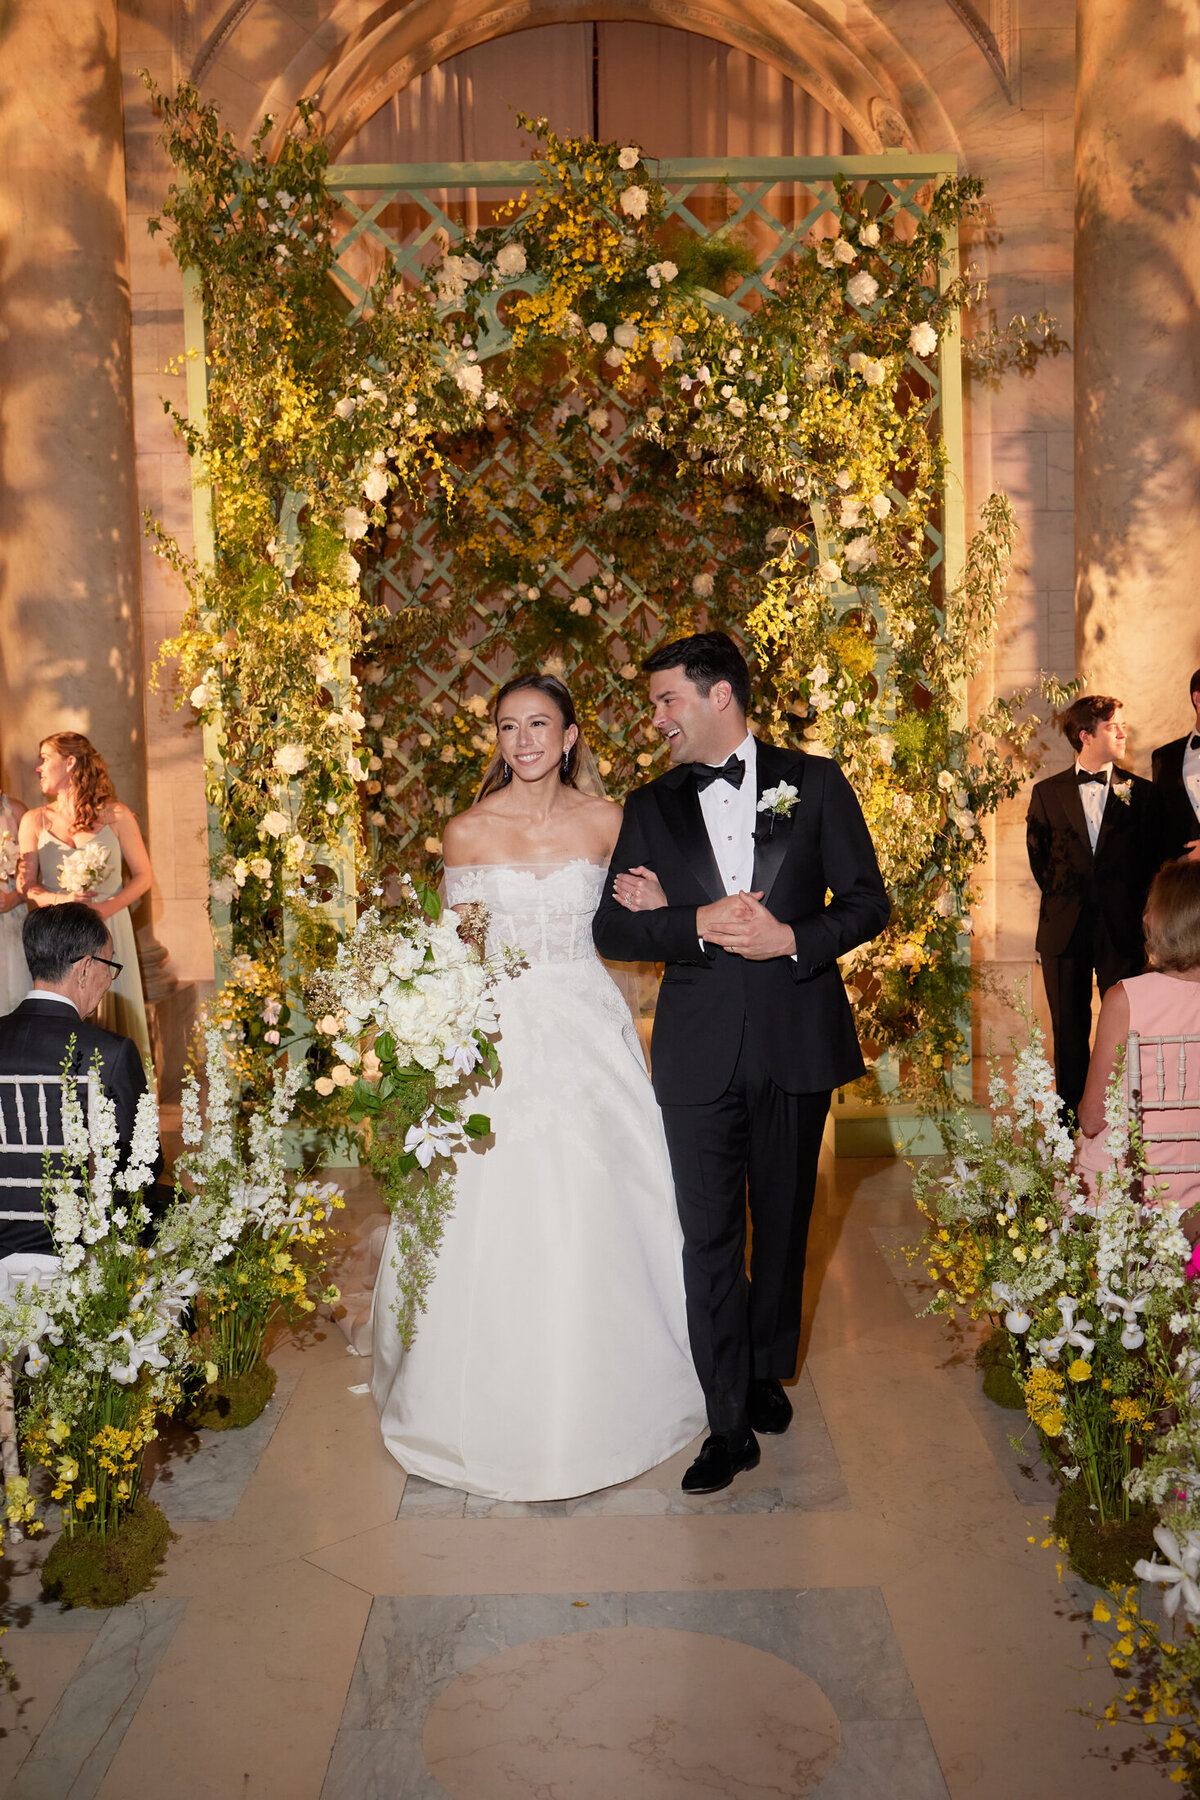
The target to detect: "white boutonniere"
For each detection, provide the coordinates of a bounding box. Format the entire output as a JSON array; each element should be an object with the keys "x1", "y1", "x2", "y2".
[
  {"x1": 1111, "y1": 776, "x2": 1132, "y2": 806},
  {"x1": 757, "y1": 782, "x2": 800, "y2": 826}
]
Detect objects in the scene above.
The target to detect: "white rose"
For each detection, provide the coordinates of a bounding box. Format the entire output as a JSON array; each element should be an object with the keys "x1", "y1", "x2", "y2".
[
  {"x1": 586, "y1": 407, "x2": 610, "y2": 433},
  {"x1": 834, "y1": 469, "x2": 853, "y2": 490},
  {"x1": 833, "y1": 238, "x2": 856, "y2": 264},
  {"x1": 618, "y1": 185, "x2": 649, "y2": 219},
  {"x1": 342, "y1": 505, "x2": 369, "y2": 541},
  {"x1": 937, "y1": 770, "x2": 955, "y2": 791},
  {"x1": 816, "y1": 559, "x2": 842, "y2": 584},
  {"x1": 333, "y1": 396, "x2": 357, "y2": 421},
  {"x1": 587, "y1": 321, "x2": 608, "y2": 343},
  {"x1": 869, "y1": 493, "x2": 892, "y2": 520},
  {"x1": 838, "y1": 498, "x2": 863, "y2": 528},
  {"x1": 844, "y1": 534, "x2": 878, "y2": 572},
  {"x1": 846, "y1": 271, "x2": 879, "y2": 307},
  {"x1": 363, "y1": 465, "x2": 389, "y2": 503},
  {"x1": 250, "y1": 857, "x2": 272, "y2": 880},
  {"x1": 259, "y1": 810, "x2": 290, "y2": 838},
  {"x1": 859, "y1": 221, "x2": 881, "y2": 247},
  {"x1": 453, "y1": 361, "x2": 484, "y2": 398},
  {"x1": 495, "y1": 242, "x2": 527, "y2": 278},
  {"x1": 875, "y1": 733, "x2": 895, "y2": 766},
  {"x1": 658, "y1": 260, "x2": 678, "y2": 282},
  {"x1": 190, "y1": 681, "x2": 212, "y2": 710},
  {"x1": 209, "y1": 874, "x2": 236, "y2": 905},
  {"x1": 273, "y1": 743, "x2": 308, "y2": 777},
  {"x1": 570, "y1": 595, "x2": 592, "y2": 615},
  {"x1": 618, "y1": 146, "x2": 641, "y2": 170},
  {"x1": 909, "y1": 321, "x2": 938, "y2": 357},
  {"x1": 604, "y1": 346, "x2": 625, "y2": 367},
  {"x1": 692, "y1": 571, "x2": 715, "y2": 599},
  {"x1": 861, "y1": 357, "x2": 886, "y2": 386},
  {"x1": 613, "y1": 321, "x2": 638, "y2": 349}
]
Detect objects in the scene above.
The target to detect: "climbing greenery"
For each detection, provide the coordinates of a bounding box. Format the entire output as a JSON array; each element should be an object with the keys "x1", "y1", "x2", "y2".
[{"x1": 147, "y1": 86, "x2": 1054, "y2": 1108}]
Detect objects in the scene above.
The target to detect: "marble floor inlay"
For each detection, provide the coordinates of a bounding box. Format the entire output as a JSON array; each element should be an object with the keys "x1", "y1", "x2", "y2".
[
  {"x1": 320, "y1": 1587, "x2": 947, "y2": 1800},
  {"x1": 423, "y1": 1626, "x2": 842, "y2": 1798}
]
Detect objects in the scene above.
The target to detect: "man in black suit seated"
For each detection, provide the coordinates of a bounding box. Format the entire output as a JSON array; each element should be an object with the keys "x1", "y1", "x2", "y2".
[
  {"x1": 1026, "y1": 694, "x2": 1167, "y2": 1126},
  {"x1": 1151, "y1": 666, "x2": 1200, "y2": 864},
  {"x1": 0, "y1": 903, "x2": 161, "y2": 1257}
]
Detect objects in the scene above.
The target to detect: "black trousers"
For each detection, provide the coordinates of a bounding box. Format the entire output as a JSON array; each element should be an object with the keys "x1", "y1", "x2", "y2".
[
  {"x1": 1040, "y1": 908, "x2": 1138, "y2": 1122},
  {"x1": 659, "y1": 1027, "x2": 830, "y2": 1439}
]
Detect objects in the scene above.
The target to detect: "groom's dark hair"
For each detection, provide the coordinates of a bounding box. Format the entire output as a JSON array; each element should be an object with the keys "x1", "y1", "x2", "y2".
[{"x1": 643, "y1": 632, "x2": 751, "y2": 714}]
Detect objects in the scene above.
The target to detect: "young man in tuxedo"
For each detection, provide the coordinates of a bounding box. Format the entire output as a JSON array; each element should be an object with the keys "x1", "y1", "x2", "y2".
[
  {"x1": 1026, "y1": 694, "x2": 1167, "y2": 1126},
  {"x1": 0, "y1": 903, "x2": 161, "y2": 1258},
  {"x1": 593, "y1": 633, "x2": 889, "y2": 1495},
  {"x1": 1151, "y1": 666, "x2": 1200, "y2": 863}
]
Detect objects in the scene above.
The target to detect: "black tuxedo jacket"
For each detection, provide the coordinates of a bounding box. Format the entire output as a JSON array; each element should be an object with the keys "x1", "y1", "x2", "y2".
[
  {"x1": 0, "y1": 998, "x2": 159, "y2": 1256},
  {"x1": 1025, "y1": 765, "x2": 1167, "y2": 961},
  {"x1": 592, "y1": 742, "x2": 890, "y2": 1104},
  {"x1": 1151, "y1": 735, "x2": 1200, "y2": 861}
]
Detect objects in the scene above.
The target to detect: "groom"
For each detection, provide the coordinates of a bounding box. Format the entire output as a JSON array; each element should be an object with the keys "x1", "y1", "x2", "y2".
[{"x1": 593, "y1": 633, "x2": 889, "y2": 1494}]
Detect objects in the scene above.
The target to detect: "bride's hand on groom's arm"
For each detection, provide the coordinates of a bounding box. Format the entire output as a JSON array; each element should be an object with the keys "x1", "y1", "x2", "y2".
[{"x1": 613, "y1": 866, "x2": 668, "y2": 911}]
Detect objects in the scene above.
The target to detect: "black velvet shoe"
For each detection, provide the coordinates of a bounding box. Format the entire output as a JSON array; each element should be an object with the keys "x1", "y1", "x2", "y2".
[
  {"x1": 748, "y1": 1377, "x2": 793, "y2": 1436},
  {"x1": 681, "y1": 1432, "x2": 761, "y2": 1495}
]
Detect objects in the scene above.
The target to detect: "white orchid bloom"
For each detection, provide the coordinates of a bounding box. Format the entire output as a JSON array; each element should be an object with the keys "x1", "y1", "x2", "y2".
[{"x1": 1135, "y1": 1526, "x2": 1200, "y2": 1619}]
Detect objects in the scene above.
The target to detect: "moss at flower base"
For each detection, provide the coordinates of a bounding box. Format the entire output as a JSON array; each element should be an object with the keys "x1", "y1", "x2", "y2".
[
  {"x1": 40, "y1": 1496, "x2": 174, "y2": 1610},
  {"x1": 1053, "y1": 1483, "x2": 1158, "y2": 1591},
  {"x1": 186, "y1": 1358, "x2": 277, "y2": 1431},
  {"x1": 974, "y1": 1326, "x2": 1025, "y2": 1409}
]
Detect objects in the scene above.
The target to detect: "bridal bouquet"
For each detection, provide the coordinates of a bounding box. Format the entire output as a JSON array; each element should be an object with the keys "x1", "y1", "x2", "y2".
[
  {"x1": 171, "y1": 1030, "x2": 343, "y2": 1424},
  {"x1": 0, "y1": 1062, "x2": 196, "y2": 1603},
  {"x1": 0, "y1": 830, "x2": 18, "y2": 884},
  {"x1": 56, "y1": 840, "x2": 111, "y2": 896},
  {"x1": 305, "y1": 876, "x2": 514, "y2": 1342}
]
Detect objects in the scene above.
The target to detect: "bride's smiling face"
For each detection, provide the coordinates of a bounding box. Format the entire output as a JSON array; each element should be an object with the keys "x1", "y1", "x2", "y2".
[{"x1": 497, "y1": 687, "x2": 579, "y2": 784}]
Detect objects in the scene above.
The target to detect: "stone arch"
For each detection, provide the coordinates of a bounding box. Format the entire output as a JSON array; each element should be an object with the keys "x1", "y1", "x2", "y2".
[{"x1": 192, "y1": 1, "x2": 965, "y2": 160}]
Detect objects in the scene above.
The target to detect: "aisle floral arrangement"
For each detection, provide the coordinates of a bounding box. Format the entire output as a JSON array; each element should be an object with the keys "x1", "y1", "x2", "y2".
[
  {"x1": 305, "y1": 876, "x2": 512, "y2": 1344},
  {"x1": 173, "y1": 1032, "x2": 344, "y2": 1428},
  {"x1": 0, "y1": 1073, "x2": 192, "y2": 1607},
  {"x1": 144, "y1": 80, "x2": 1063, "y2": 1113},
  {"x1": 915, "y1": 1017, "x2": 1200, "y2": 1790}
]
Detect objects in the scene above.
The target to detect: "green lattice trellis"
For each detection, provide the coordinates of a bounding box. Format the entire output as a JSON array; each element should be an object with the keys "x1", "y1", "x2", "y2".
[{"x1": 316, "y1": 154, "x2": 964, "y2": 853}]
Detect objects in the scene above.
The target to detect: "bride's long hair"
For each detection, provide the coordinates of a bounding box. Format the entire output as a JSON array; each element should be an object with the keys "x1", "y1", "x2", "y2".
[{"x1": 475, "y1": 672, "x2": 606, "y2": 802}]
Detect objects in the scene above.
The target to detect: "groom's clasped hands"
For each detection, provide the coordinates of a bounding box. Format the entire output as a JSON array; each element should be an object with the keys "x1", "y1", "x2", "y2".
[{"x1": 614, "y1": 867, "x2": 796, "y2": 960}]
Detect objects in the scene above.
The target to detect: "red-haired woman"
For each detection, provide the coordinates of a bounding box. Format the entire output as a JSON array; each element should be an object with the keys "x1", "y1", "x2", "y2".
[{"x1": 18, "y1": 733, "x2": 153, "y2": 1061}]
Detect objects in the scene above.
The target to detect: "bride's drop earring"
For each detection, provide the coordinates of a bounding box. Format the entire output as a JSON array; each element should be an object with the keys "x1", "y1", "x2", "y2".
[
  {"x1": 501, "y1": 761, "x2": 513, "y2": 784},
  {"x1": 561, "y1": 751, "x2": 570, "y2": 780}
]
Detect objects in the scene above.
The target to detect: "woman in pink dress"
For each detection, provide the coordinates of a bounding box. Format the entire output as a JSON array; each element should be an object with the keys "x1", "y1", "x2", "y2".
[{"x1": 1076, "y1": 860, "x2": 1200, "y2": 1217}]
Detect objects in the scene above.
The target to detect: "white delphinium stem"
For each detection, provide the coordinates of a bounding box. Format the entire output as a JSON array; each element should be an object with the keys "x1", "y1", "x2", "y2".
[
  {"x1": 204, "y1": 1029, "x2": 236, "y2": 1165},
  {"x1": 119, "y1": 1084, "x2": 162, "y2": 1194},
  {"x1": 180, "y1": 1066, "x2": 203, "y2": 1148}
]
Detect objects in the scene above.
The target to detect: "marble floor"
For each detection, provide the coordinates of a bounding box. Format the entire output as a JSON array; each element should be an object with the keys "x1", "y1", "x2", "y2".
[{"x1": 0, "y1": 1143, "x2": 1168, "y2": 1798}]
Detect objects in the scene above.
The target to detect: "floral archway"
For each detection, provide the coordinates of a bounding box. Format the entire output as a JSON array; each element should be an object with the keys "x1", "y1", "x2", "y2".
[{"x1": 149, "y1": 86, "x2": 1053, "y2": 1120}]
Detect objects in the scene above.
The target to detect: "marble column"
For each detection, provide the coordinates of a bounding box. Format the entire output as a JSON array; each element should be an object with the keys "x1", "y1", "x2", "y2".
[
  {"x1": 0, "y1": 0, "x2": 150, "y2": 821},
  {"x1": 1075, "y1": 0, "x2": 1200, "y2": 767}
]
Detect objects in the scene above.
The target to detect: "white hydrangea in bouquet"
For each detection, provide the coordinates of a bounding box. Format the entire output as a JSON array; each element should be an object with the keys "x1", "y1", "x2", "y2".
[
  {"x1": 0, "y1": 1059, "x2": 193, "y2": 1579},
  {"x1": 171, "y1": 1030, "x2": 344, "y2": 1416},
  {"x1": 305, "y1": 874, "x2": 514, "y2": 1343},
  {"x1": 56, "y1": 839, "x2": 111, "y2": 896}
]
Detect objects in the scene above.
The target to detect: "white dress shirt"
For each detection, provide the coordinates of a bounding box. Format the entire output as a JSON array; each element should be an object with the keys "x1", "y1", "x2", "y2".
[
  {"x1": 23, "y1": 988, "x2": 78, "y2": 1011},
  {"x1": 698, "y1": 733, "x2": 757, "y2": 895},
  {"x1": 1183, "y1": 733, "x2": 1200, "y2": 826},
  {"x1": 1074, "y1": 759, "x2": 1111, "y2": 852}
]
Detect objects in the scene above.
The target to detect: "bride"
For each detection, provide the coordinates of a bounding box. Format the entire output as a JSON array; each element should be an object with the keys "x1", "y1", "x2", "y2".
[{"x1": 371, "y1": 672, "x2": 705, "y2": 1500}]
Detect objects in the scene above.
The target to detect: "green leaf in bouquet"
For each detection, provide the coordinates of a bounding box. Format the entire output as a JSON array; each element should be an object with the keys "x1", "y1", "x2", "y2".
[
  {"x1": 464, "y1": 1113, "x2": 491, "y2": 1139},
  {"x1": 414, "y1": 878, "x2": 442, "y2": 921},
  {"x1": 375, "y1": 1032, "x2": 396, "y2": 1062}
]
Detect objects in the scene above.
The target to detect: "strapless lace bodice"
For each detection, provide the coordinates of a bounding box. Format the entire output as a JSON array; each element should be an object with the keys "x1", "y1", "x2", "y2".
[{"x1": 444, "y1": 860, "x2": 607, "y2": 965}]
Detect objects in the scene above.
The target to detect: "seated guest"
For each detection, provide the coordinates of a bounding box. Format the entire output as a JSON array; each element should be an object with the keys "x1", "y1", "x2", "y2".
[
  {"x1": 1076, "y1": 860, "x2": 1200, "y2": 1219},
  {"x1": 0, "y1": 904, "x2": 162, "y2": 1258},
  {"x1": 1026, "y1": 694, "x2": 1167, "y2": 1126},
  {"x1": 1152, "y1": 666, "x2": 1200, "y2": 863}
]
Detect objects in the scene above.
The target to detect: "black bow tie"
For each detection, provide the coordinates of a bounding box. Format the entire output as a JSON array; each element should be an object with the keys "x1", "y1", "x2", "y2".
[
  {"x1": 693, "y1": 755, "x2": 746, "y2": 792},
  {"x1": 1190, "y1": 735, "x2": 1200, "y2": 751},
  {"x1": 1077, "y1": 768, "x2": 1108, "y2": 786}
]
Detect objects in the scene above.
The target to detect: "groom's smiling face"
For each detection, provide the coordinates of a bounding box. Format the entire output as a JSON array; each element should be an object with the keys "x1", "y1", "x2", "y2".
[{"x1": 650, "y1": 670, "x2": 741, "y2": 766}]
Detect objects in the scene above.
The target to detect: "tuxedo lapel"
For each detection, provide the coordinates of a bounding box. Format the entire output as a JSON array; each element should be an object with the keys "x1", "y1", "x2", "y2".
[
  {"x1": 656, "y1": 768, "x2": 724, "y2": 902},
  {"x1": 752, "y1": 743, "x2": 805, "y2": 905},
  {"x1": 1094, "y1": 765, "x2": 1133, "y2": 861},
  {"x1": 1055, "y1": 768, "x2": 1094, "y2": 859}
]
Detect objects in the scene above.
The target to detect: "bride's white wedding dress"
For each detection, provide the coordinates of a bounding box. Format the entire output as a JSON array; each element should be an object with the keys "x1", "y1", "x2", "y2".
[{"x1": 370, "y1": 859, "x2": 705, "y2": 1501}]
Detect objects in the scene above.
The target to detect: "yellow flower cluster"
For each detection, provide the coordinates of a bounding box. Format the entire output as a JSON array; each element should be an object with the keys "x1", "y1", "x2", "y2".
[{"x1": 1024, "y1": 1365, "x2": 1066, "y2": 1437}]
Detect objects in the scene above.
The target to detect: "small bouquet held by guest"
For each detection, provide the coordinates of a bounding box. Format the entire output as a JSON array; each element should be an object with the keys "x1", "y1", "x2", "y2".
[
  {"x1": 56, "y1": 839, "x2": 111, "y2": 897},
  {"x1": 0, "y1": 831, "x2": 18, "y2": 885}
]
